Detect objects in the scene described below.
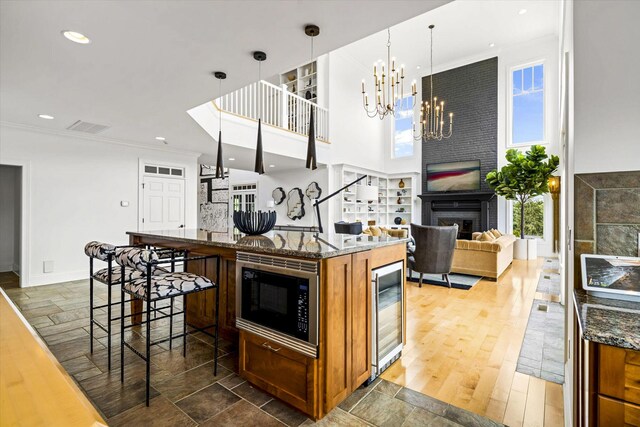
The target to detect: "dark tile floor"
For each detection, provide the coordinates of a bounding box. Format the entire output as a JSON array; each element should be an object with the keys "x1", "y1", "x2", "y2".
[
  {"x1": 5, "y1": 280, "x2": 504, "y2": 426},
  {"x1": 0, "y1": 271, "x2": 20, "y2": 289}
]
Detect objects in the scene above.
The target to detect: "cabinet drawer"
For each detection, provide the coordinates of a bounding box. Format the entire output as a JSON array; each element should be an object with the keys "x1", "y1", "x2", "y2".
[
  {"x1": 598, "y1": 396, "x2": 640, "y2": 426},
  {"x1": 599, "y1": 344, "x2": 640, "y2": 406},
  {"x1": 239, "y1": 331, "x2": 318, "y2": 416}
]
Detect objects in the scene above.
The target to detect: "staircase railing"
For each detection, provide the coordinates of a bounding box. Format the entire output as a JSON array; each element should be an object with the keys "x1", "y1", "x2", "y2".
[{"x1": 215, "y1": 80, "x2": 329, "y2": 142}]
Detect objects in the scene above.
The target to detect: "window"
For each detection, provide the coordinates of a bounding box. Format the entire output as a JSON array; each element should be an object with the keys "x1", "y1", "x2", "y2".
[
  {"x1": 393, "y1": 95, "x2": 414, "y2": 158},
  {"x1": 511, "y1": 63, "x2": 544, "y2": 145},
  {"x1": 512, "y1": 196, "x2": 544, "y2": 238}
]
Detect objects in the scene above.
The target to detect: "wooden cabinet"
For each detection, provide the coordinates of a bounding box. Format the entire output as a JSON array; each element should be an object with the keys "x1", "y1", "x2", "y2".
[
  {"x1": 598, "y1": 396, "x2": 640, "y2": 427},
  {"x1": 239, "y1": 330, "x2": 318, "y2": 416},
  {"x1": 599, "y1": 345, "x2": 640, "y2": 406},
  {"x1": 577, "y1": 341, "x2": 640, "y2": 426}
]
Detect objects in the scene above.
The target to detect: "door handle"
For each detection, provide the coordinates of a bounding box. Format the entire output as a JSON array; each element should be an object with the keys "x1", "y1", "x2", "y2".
[
  {"x1": 178, "y1": 224, "x2": 184, "y2": 228},
  {"x1": 262, "y1": 342, "x2": 281, "y2": 352}
]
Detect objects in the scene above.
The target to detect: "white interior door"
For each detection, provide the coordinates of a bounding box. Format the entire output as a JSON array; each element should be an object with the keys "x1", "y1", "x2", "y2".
[{"x1": 142, "y1": 176, "x2": 185, "y2": 231}]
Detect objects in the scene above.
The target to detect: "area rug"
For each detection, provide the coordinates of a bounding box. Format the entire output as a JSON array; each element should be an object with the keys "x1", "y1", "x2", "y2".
[{"x1": 406, "y1": 270, "x2": 482, "y2": 290}]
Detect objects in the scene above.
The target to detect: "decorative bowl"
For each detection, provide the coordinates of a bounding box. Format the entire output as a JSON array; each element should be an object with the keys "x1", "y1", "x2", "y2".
[{"x1": 233, "y1": 210, "x2": 277, "y2": 235}]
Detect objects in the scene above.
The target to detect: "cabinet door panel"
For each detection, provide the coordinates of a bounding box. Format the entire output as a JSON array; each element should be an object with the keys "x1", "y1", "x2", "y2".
[
  {"x1": 351, "y1": 251, "x2": 372, "y2": 389},
  {"x1": 321, "y1": 255, "x2": 352, "y2": 412},
  {"x1": 599, "y1": 345, "x2": 640, "y2": 406},
  {"x1": 598, "y1": 395, "x2": 640, "y2": 427}
]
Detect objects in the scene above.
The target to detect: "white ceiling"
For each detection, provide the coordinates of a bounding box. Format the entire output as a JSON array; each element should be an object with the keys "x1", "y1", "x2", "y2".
[
  {"x1": 0, "y1": 0, "x2": 450, "y2": 155},
  {"x1": 341, "y1": 0, "x2": 559, "y2": 81}
]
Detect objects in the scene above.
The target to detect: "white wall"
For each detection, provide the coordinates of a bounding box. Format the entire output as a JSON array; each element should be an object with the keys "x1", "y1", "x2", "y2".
[
  {"x1": 0, "y1": 124, "x2": 199, "y2": 286},
  {"x1": 13, "y1": 165, "x2": 21, "y2": 273},
  {"x1": 327, "y1": 50, "x2": 386, "y2": 172},
  {"x1": 0, "y1": 165, "x2": 19, "y2": 272},
  {"x1": 573, "y1": 0, "x2": 640, "y2": 174}
]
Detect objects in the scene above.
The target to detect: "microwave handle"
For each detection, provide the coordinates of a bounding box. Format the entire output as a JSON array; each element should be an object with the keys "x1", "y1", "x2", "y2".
[{"x1": 374, "y1": 273, "x2": 380, "y2": 371}]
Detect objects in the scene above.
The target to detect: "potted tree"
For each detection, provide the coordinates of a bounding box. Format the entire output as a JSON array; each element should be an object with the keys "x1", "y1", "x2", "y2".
[{"x1": 486, "y1": 145, "x2": 559, "y2": 260}]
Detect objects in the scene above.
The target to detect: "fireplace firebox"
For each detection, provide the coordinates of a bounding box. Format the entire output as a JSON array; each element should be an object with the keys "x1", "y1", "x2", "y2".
[{"x1": 418, "y1": 192, "x2": 495, "y2": 239}]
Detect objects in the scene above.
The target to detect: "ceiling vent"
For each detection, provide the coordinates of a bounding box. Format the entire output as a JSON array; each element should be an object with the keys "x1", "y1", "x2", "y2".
[{"x1": 66, "y1": 120, "x2": 110, "y2": 134}]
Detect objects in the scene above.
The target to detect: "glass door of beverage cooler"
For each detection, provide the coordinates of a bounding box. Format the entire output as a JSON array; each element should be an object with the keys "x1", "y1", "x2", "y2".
[{"x1": 371, "y1": 261, "x2": 404, "y2": 379}]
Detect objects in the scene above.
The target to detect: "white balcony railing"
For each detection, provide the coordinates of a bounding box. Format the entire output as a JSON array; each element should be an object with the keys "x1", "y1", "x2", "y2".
[{"x1": 215, "y1": 80, "x2": 329, "y2": 142}]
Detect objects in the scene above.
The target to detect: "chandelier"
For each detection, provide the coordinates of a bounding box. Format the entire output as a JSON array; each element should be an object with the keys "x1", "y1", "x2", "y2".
[
  {"x1": 414, "y1": 25, "x2": 453, "y2": 141},
  {"x1": 361, "y1": 28, "x2": 417, "y2": 119}
]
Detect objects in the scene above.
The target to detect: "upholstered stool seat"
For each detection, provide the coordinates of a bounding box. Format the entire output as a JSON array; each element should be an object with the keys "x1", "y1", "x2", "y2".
[
  {"x1": 93, "y1": 266, "x2": 143, "y2": 285},
  {"x1": 124, "y1": 272, "x2": 214, "y2": 301}
]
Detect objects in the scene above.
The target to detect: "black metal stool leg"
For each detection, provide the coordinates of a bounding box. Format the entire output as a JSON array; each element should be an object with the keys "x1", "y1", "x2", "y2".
[
  {"x1": 120, "y1": 288, "x2": 125, "y2": 382},
  {"x1": 89, "y1": 271, "x2": 94, "y2": 354},
  {"x1": 107, "y1": 281, "x2": 112, "y2": 371},
  {"x1": 146, "y1": 297, "x2": 151, "y2": 406},
  {"x1": 169, "y1": 297, "x2": 174, "y2": 350},
  {"x1": 183, "y1": 295, "x2": 187, "y2": 358},
  {"x1": 214, "y1": 287, "x2": 220, "y2": 376}
]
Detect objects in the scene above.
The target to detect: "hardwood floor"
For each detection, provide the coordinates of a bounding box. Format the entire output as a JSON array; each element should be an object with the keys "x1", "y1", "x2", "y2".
[{"x1": 381, "y1": 258, "x2": 565, "y2": 426}]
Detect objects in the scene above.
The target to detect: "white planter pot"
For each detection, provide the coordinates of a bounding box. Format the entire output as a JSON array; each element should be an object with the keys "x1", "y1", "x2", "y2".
[
  {"x1": 527, "y1": 238, "x2": 538, "y2": 260},
  {"x1": 514, "y1": 239, "x2": 528, "y2": 260}
]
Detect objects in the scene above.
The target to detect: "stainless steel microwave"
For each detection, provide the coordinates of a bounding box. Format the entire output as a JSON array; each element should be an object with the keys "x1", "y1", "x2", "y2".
[{"x1": 236, "y1": 252, "x2": 319, "y2": 358}]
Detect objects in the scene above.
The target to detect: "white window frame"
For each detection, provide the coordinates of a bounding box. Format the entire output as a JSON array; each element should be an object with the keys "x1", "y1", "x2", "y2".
[
  {"x1": 511, "y1": 195, "x2": 547, "y2": 241},
  {"x1": 507, "y1": 60, "x2": 547, "y2": 148},
  {"x1": 392, "y1": 95, "x2": 415, "y2": 159}
]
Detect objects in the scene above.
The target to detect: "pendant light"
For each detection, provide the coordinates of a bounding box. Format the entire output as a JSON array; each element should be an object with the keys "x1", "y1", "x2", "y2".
[
  {"x1": 253, "y1": 51, "x2": 266, "y2": 175},
  {"x1": 305, "y1": 25, "x2": 319, "y2": 170},
  {"x1": 213, "y1": 71, "x2": 226, "y2": 179},
  {"x1": 413, "y1": 25, "x2": 454, "y2": 141}
]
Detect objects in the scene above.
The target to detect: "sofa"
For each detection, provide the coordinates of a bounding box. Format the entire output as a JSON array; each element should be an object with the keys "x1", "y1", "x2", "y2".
[
  {"x1": 361, "y1": 226, "x2": 408, "y2": 238},
  {"x1": 450, "y1": 230, "x2": 516, "y2": 279}
]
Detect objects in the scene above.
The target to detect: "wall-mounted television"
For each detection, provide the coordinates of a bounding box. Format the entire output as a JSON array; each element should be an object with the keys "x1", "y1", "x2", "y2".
[{"x1": 426, "y1": 160, "x2": 481, "y2": 192}]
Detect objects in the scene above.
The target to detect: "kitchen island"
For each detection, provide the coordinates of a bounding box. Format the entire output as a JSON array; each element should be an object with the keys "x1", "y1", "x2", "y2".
[
  {"x1": 127, "y1": 228, "x2": 408, "y2": 420},
  {"x1": 573, "y1": 289, "x2": 640, "y2": 426}
]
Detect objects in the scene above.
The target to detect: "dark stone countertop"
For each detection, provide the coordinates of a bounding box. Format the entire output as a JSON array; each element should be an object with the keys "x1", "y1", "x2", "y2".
[
  {"x1": 127, "y1": 229, "x2": 409, "y2": 260},
  {"x1": 573, "y1": 289, "x2": 640, "y2": 351}
]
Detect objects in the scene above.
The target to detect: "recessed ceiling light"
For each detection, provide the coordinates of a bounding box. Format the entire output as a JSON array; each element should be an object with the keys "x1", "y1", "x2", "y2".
[
  {"x1": 155, "y1": 136, "x2": 166, "y2": 141},
  {"x1": 489, "y1": 43, "x2": 495, "y2": 48},
  {"x1": 269, "y1": 164, "x2": 275, "y2": 168},
  {"x1": 518, "y1": 8, "x2": 527, "y2": 15},
  {"x1": 228, "y1": 157, "x2": 235, "y2": 161},
  {"x1": 38, "y1": 114, "x2": 54, "y2": 120},
  {"x1": 61, "y1": 30, "x2": 91, "y2": 44},
  {"x1": 416, "y1": 65, "x2": 421, "y2": 70}
]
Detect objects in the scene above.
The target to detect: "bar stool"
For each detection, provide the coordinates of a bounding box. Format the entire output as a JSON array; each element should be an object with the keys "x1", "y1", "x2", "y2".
[
  {"x1": 84, "y1": 242, "x2": 181, "y2": 370},
  {"x1": 84, "y1": 241, "x2": 145, "y2": 370},
  {"x1": 115, "y1": 247, "x2": 220, "y2": 406}
]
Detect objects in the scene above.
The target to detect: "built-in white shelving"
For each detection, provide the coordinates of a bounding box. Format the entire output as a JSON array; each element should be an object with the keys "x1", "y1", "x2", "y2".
[
  {"x1": 280, "y1": 61, "x2": 318, "y2": 104},
  {"x1": 335, "y1": 165, "x2": 419, "y2": 235}
]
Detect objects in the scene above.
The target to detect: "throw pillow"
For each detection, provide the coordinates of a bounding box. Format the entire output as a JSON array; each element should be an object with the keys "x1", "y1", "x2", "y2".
[
  {"x1": 369, "y1": 226, "x2": 382, "y2": 237},
  {"x1": 479, "y1": 231, "x2": 494, "y2": 242},
  {"x1": 489, "y1": 229, "x2": 501, "y2": 239}
]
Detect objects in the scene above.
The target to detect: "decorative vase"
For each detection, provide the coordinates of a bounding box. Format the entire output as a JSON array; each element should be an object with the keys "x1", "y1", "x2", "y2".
[
  {"x1": 305, "y1": 91, "x2": 311, "y2": 100},
  {"x1": 398, "y1": 179, "x2": 405, "y2": 189},
  {"x1": 394, "y1": 217, "x2": 402, "y2": 225},
  {"x1": 400, "y1": 219, "x2": 407, "y2": 225},
  {"x1": 397, "y1": 197, "x2": 402, "y2": 204}
]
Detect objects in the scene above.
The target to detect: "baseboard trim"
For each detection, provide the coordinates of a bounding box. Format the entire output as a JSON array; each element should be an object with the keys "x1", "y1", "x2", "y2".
[{"x1": 26, "y1": 270, "x2": 88, "y2": 287}]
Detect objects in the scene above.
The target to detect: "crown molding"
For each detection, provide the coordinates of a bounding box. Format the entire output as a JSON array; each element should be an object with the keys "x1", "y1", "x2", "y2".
[{"x1": 0, "y1": 121, "x2": 203, "y2": 158}]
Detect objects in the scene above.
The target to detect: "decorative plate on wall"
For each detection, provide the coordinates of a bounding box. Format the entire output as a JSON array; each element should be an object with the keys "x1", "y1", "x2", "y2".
[
  {"x1": 287, "y1": 188, "x2": 305, "y2": 220},
  {"x1": 305, "y1": 182, "x2": 322, "y2": 200},
  {"x1": 272, "y1": 187, "x2": 286, "y2": 205}
]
